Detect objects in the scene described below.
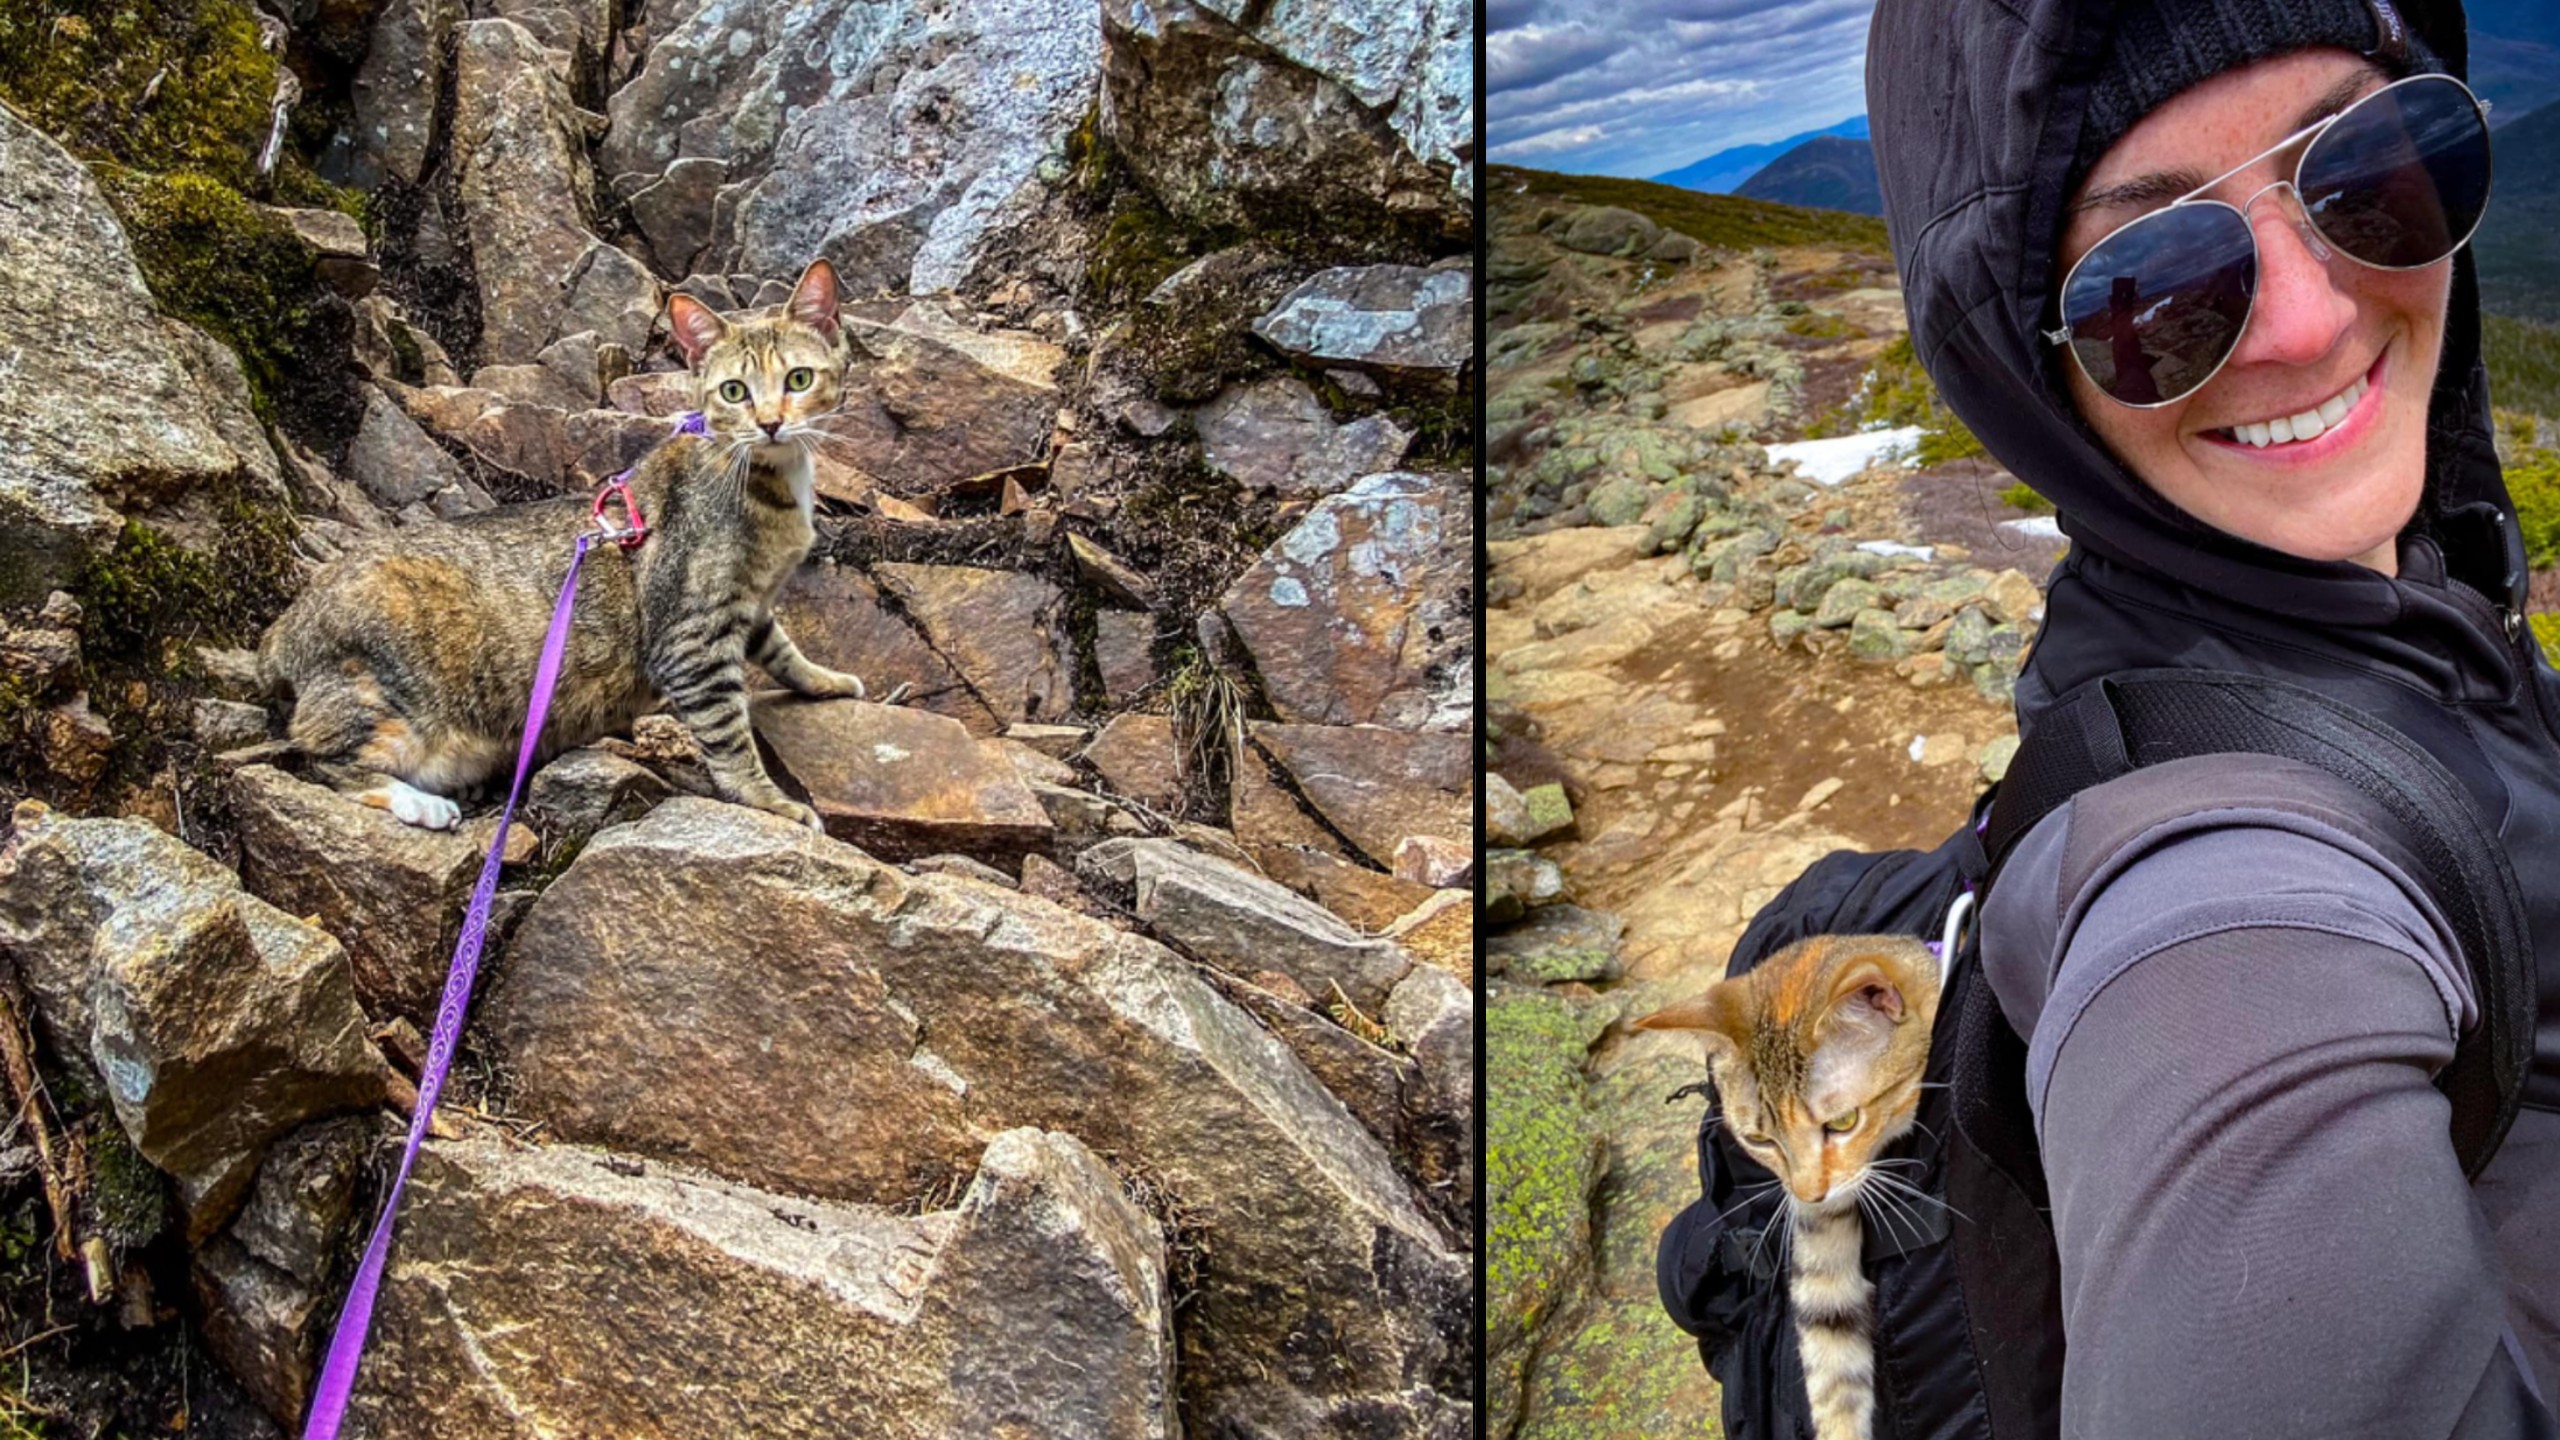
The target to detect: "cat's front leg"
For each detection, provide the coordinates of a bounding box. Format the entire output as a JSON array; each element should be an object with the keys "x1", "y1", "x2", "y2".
[
  {"x1": 748, "y1": 614, "x2": 866, "y2": 699},
  {"x1": 651, "y1": 633, "x2": 822, "y2": 832}
]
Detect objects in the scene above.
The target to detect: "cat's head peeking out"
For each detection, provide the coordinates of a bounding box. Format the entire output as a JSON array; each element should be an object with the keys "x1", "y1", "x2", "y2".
[
  {"x1": 666, "y1": 258, "x2": 847, "y2": 455},
  {"x1": 1638, "y1": 934, "x2": 1940, "y2": 1211}
]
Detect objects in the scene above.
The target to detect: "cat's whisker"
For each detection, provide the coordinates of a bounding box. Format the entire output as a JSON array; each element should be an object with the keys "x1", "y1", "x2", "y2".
[
  {"x1": 1866, "y1": 1169, "x2": 1972, "y2": 1227},
  {"x1": 1708, "y1": 1180, "x2": 1783, "y2": 1229}
]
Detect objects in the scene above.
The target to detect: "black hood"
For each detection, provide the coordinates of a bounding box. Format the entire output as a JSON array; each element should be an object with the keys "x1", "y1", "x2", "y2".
[{"x1": 1865, "y1": 0, "x2": 2516, "y2": 628}]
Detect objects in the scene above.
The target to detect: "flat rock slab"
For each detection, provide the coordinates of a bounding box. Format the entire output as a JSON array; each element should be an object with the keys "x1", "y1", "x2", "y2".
[
  {"x1": 452, "y1": 19, "x2": 599, "y2": 365},
  {"x1": 0, "y1": 802, "x2": 386, "y2": 1236},
  {"x1": 1199, "y1": 375, "x2": 1411, "y2": 498},
  {"x1": 486, "y1": 800, "x2": 1464, "y2": 1429},
  {"x1": 1080, "y1": 838, "x2": 1414, "y2": 1013},
  {"x1": 872, "y1": 563, "x2": 1077, "y2": 726},
  {"x1": 1254, "y1": 722, "x2": 1473, "y2": 867},
  {"x1": 751, "y1": 696, "x2": 1053, "y2": 868},
  {"x1": 1252, "y1": 264, "x2": 1474, "y2": 381},
  {"x1": 1082, "y1": 713, "x2": 1184, "y2": 811},
  {"x1": 230, "y1": 765, "x2": 508, "y2": 1024},
  {"x1": 342, "y1": 1129, "x2": 1176, "y2": 1440},
  {"x1": 1220, "y1": 471, "x2": 1473, "y2": 733}
]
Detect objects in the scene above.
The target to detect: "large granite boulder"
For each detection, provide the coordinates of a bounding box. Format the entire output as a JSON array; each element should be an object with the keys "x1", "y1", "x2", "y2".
[
  {"x1": 1219, "y1": 471, "x2": 1472, "y2": 732},
  {"x1": 452, "y1": 18, "x2": 601, "y2": 364},
  {"x1": 0, "y1": 803, "x2": 389, "y2": 1237},
  {"x1": 483, "y1": 800, "x2": 1469, "y2": 1434},
  {"x1": 0, "y1": 106, "x2": 274, "y2": 606},
  {"x1": 599, "y1": 0, "x2": 1102, "y2": 292},
  {"x1": 342, "y1": 1129, "x2": 1178, "y2": 1438}
]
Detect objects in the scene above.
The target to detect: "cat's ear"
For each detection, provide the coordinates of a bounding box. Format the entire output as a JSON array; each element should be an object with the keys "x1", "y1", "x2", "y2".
[
  {"x1": 1827, "y1": 957, "x2": 1907, "y2": 1027},
  {"x1": 1636, "y1": 982, "x2": 1745, "y2": 1057},
  {"x1": 788, "y1": 258, "x2": 841, "y2": 339},
  {"x1": 667, "y1": 294, "x2": 729, "y2": 368}
]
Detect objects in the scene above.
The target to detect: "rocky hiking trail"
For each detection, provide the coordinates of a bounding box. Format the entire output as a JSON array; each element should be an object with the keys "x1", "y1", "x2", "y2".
[
  {"x1": 1486, "y1": 181, "x2": 2068, "y2": 1438},
  {"x1": 0, "y1": 2, "x2": 1472, "y2": 1437}
]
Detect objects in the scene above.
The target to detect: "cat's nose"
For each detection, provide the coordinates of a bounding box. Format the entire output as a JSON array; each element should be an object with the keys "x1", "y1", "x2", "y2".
[{"x1": 759, "y1": 419, "x2": 782, "y2": 439}]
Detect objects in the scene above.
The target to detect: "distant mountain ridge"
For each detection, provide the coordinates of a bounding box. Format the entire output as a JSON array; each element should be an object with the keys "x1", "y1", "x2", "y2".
[
  {"x1": 2474, "y1": 96, "x2": 2560, "y2": 326},
  {"x1": 1734, "y1": 135, "x2": 1883, "y2": 216},
  {"x1": 1652, "y1": 115, "x2": 1868, "y2": 194}
]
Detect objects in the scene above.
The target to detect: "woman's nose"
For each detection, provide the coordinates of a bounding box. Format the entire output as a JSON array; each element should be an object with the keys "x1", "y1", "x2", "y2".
[{"x1": 2223, "y1": 187, "x2": 2357, "y2": 370}]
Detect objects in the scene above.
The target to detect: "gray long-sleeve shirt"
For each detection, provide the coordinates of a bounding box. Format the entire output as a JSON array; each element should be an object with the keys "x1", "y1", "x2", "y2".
[{"x1": 1981, "y1": 752, "x2": 2558, "y2": 1437}]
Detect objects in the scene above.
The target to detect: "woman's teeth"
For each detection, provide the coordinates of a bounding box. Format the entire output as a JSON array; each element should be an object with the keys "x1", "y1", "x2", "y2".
[{"x1": 2221, "y1": 374, "x2": 2369, "y2": 449}]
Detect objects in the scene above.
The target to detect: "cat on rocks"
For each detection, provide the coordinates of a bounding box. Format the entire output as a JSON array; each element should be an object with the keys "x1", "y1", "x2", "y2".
[{"x1": 258, "y1": 259, "x2": 868, "y2": 831}]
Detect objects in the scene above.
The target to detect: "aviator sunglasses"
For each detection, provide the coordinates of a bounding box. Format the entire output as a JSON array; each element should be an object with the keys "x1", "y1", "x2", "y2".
[{"x1": 2046, "y1": 71, "x2": 2492, "y2": 408}]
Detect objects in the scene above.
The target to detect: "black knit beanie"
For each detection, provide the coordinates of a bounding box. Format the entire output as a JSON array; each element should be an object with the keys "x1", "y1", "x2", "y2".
[{"x1": 2069, "y1": 0, "x2": 2444, "y2": 199}]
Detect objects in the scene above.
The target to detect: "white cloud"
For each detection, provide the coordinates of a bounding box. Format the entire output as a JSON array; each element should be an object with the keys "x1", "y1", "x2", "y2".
[
  {"x1": 1488, "y1": 0, "x2": 1879, "y2": 178},
  {"x1": 1491, "y1": 124, "x2": 1613, "y2": 159}
]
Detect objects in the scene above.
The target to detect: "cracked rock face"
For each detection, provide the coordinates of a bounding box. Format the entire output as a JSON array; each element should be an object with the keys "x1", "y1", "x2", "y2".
[
  {"x1": 340, "y1": 1128, "x2": 1178, "y2": 1439},
  {"x1": 482, "y1": 800, "x2": 1469, "y2": 1434}
]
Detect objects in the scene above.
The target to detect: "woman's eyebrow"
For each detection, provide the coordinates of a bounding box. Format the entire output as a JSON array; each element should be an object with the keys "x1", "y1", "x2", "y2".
[{"x1": 2067, "y1": 69, "x2": 2386, "y2": 218}]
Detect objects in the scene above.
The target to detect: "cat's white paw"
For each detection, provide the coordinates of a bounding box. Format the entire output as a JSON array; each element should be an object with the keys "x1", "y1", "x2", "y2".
[
  {"x1": 385, "y1": 780, "x2": 461, "y2": 830},
  {"x1": 809, "y1": 667, "x2": 866, "y2": 700}
]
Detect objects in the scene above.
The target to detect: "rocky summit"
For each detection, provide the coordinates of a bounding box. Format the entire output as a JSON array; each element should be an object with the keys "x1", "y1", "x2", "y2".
[{"x1": 0, "y1": 3, "x2": 1473, "y2": 1436}]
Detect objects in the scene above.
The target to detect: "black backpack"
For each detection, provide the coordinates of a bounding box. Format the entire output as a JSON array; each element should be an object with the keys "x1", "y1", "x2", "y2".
[{"x1": 1653, "y1": 669, "x2": 2537, "y2": 1440}]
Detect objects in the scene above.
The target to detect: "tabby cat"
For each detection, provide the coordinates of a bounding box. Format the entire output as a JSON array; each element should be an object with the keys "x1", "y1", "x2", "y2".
[
  {"x1": 1636, "y1": 933, "x2": 1943, "y2": 1440},
  {"x1": 258, "y1": 258, "x2": 865, "y2": 831}
]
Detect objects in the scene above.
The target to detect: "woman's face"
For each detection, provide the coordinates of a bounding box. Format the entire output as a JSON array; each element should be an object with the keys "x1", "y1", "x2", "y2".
[{"x1": 2057, "y1": 48, "x2": 2452, "y2": 575}]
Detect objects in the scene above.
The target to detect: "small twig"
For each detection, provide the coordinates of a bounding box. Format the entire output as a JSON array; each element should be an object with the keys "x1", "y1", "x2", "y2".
[
  {"x1": 0, "y1": 989, "x2": 74, "y2": 1262},
  {"x1": 0, "y1": 1324, "x2": 72, "y2": 1363}
]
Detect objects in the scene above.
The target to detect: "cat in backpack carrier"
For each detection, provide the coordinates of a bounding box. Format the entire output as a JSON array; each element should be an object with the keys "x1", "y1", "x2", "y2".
[{"x1": 1640, "y1": 935, "x2": 1945, "y2": 1440}]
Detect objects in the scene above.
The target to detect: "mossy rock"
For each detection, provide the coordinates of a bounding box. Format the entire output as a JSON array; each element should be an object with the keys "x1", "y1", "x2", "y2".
[
  {"x1": 1848, "y1": 606, "x2": 1909, "y2": 662},
  {"x1": 84, "y1": 1118, "x2": 171, "y2": 1248},
  {"x1": 1488, "y1": 988, "x2": 1616, "y2": 1435},
  {"x1": 93, "y1": 166, "x2": 363, "y2": 453},
  {"x1": 1585, "y1": 476, "x2": 1654, "y2": 529},
  {"x1": 0, "y1": 0, "x2": 278, "y2": 189}
]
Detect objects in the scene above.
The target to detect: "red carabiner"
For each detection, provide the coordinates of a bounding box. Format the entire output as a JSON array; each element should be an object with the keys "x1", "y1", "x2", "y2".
[{"x1": 591, "y1": 474, "x2": 649, "y2": 550}]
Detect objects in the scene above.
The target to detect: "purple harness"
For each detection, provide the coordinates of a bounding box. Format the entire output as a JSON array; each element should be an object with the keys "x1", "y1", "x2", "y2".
[{"x1": 301, "y1": 413, "x2": 703, "y2": 1439}]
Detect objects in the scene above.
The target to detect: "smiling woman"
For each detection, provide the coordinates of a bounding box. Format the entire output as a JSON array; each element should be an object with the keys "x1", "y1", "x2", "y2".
[{"x1": 1847, "y1": 0, "x2": 2560, "y2": 1435}]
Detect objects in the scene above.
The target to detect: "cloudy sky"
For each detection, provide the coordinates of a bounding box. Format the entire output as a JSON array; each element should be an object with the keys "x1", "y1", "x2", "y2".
[{"x1": 1488, "y1": 0, "x2": 1878, "y2": 179}]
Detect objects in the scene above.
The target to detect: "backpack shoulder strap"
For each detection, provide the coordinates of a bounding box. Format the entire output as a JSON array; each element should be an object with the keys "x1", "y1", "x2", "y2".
[{"x1": 1976, "y1": 668, "x2": 2533, "y2": 1176}]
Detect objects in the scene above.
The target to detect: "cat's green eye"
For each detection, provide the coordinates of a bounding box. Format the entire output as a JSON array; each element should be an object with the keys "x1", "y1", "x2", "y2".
[
  {"x1": 785, "y1": 366, "x2": 815, "y2": 393},
  {"x1": 1740, "y1": 1132, "x2": 1773, "y2": 1149},
  {"x1": 1823, "y1": 1110, "x2": 1860, "y2": 1135},
  {"x1": 718, "y1": 379, "x2": 749, "y2": 404}
]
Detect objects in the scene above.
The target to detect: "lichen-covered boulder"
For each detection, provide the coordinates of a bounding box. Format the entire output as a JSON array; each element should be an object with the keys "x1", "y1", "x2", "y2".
[
  {"x1": 1099, "y1": 0, "x2": 1469, "y2": 234},
  {"x1": 1252, "y1": 263, "x2": 1474, "y2": 385},
  {"x1": 1219, "y1": 471, "x2": 1473, "y2": 732},
  {"x1": 599, "y1": 0, "x2": 1102, "y2": 292}
]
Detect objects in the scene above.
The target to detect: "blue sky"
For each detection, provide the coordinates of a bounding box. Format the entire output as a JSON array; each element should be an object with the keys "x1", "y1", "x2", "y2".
[{"x1": 1487, "y1": 0, "x2": 1878, "y2": 178}]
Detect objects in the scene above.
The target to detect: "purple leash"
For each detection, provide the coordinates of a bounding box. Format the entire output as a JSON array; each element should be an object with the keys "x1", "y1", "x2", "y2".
[{"x1": 302, "y1": 415, "x2": 700, "y2": 1439}]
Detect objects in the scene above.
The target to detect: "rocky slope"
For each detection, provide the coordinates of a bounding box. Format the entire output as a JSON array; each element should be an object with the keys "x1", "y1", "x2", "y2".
[
  {"x1": 0, "y1": 2, "x2": 1474, "y2": 1436},
  {"x1": 1485, "y1": 177, "x2": 2060, "y2": 1438}
]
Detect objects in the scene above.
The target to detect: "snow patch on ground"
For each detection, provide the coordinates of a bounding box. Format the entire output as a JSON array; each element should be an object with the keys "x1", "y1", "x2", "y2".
[
  {"x1": 1858, "y1": 540, "x2": 1934, "y2": 561},
  {"x1": 1765, "y1": 427, "x2": 1926, "y2": 486},
  {"x1": 2002, "y1": 515, "x2": 2065, "y2": 540}
]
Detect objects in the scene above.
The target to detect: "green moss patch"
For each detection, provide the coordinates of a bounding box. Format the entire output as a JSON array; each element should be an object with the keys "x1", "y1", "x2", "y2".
[
  {"x1": 1488, "y1": 990, "x2": 1610, "y2": 1352},
  {"x1": 93, "y1": 165, "x2": 363, "y2": 451},
  {"x1": 0, "y1": 0, "x2": 278, "y2": 189}
]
